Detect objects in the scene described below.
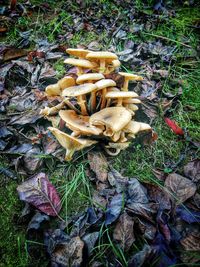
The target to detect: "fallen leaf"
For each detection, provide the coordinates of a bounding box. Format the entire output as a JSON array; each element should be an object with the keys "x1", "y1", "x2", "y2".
[
  {"x1": 128, "y1": 244, "x2": 156, "y2": 267},
  {"x1": 88, "y1": 151, "x2": 108, "y2": 183},
  {"x1": 164, "y1": 117, "x2": 184, "y2": 136},
  {"x1": 113, "y1": 212, "x2": 135, "y2": 251},
  {"x1": 184, "y1": 159, "x2": 200, "y2": 183},
  {"x1": 82, "y1": 232, "x2": 99, "y2": 257},
  {"x1": 176, "y1": 206, "x2": 200, "y2": 223},
  {"x1": 180, "y1": 228, "x2": 200, "y2": 251},
  {"x1": 164, "y1": 173, "x2": 196, "y2": 204},
  {"x1": 27, "y1": 211, "x2": 49, "y2": 232},
  {"x1": 17, "y1": 172, "x2": 61, "y2": 216},
  {"x1": 105, "y1": 193, "x2": 123, "y2": 226}
]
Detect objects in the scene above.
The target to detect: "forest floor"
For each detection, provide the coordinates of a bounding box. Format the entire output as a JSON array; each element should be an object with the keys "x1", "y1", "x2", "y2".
[{"x1": 0, "y1": 1, "x2": 200, "y2": 266}]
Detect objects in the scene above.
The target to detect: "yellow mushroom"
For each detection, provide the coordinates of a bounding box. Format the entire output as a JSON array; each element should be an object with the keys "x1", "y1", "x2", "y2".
[
  {"x1": 119, "y1": 72, "x2": 143, "y2": 91},
  {"x1": 48, "y1": 127, "x2": 97, "y2": 161}
]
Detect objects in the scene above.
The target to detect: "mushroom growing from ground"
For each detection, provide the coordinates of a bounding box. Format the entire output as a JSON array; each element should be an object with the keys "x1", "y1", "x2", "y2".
[
  {"x1": 105, "y1": 91, "x2": 139, "y2": 107},
  {"x1": 76, "y1": 73, "x2": 105, "y2": 112},
  {"x1": 64, "y1": 58, "x2": 97, "y2": 76},
  {"x1": 95, "y1": 79, "x2": 116, "y2": 109},
  {"x1": 119, "y1": 72, "x2": 143, "y2": 91},
  {"x1": 40, "y1": 48, "x2": 152, "y2": 160},
  {"x1": 59, "y1": 110, "x2": 103, "y2": 137},
  {"x1": 89, "y1": 107, "x2": 132, "y2": 138},
  {"x1": 62, "y1": 83, "x2": 97, "y2": 115},
  {"x1": 48, "y1": 127, "x2": 97, "y2": 161},
  {"x1": 86, "y1": 51, "x2": 118, "y2": 73},
  {"x1": 66, "y1": 48, "x2": 91, "y2": 59}
]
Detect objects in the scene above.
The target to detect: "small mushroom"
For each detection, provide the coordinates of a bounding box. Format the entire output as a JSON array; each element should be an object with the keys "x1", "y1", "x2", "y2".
[
  {"x1": 48, "y1": 127, "x2": 97, "y2": 161},
  {"x1": 95, "y1": 79, "x2": 116, "y2": 109},
  {"x1": 76, "y1": 73, "x2": 105, "y2": 112},
  {"x1": 62, "y1": 83, "x2": 97, "y2": 115},
  {"x1": 40, "y1": 101, "x2": 66, "y2": 116},
  {"x1": 58, "y1": 76, "x2": 75, "y2": 90},
  {"x1": 64, "y1": 58, "x2": 97, "y2": 76},
  {"x1": 59, "y1": 110, "x2": 103, "y2": 136},
  {"x1": 122, "y1": 98, "x2": 141, "y2": 104},
  {"x1": 119, "y1": 72, "x2": 143, "y2": 91},
  {"x1": 124, "y1": 120, "x2": 151, "y2": 138},
  {"x1": 106, "y1": 59, "x2": 121, "y2": 74},
  {"x1": 45, "y1": 83, "x2": 61, "y2": 96},
  {"x1": 105, "y1": 91, "x2": 138, "y2": 107},
  {"x1": 66, "y1": 48, "x2": 90, "y2": 58},
  {"x1": 104, "y1": 142, "x2": 130, "y2": 156},
  {"x1": 86, "y1": 51, "x2": 118, "y2": 73},
  {"x1": 90, "y1": 107, "x2": 132, "y2": 137}
]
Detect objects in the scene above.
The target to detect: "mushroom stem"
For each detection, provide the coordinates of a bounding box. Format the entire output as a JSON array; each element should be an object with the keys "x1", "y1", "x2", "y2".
[
  {"x1": 63, "y1": 98, "x2": 81, "y2": 114},
  {"x1": 77, "y1": 95, "x2": 88, "y2": 115},
  {"x1": 90, "y1": 91, "x2": 96, "y2": 113},
  {"x1": 116, "y1": 98, "x2": 123, "y2": 106},
  {"x1": 77, "y1": 66, "x2": 83, "y2": 76},
  {"x1": 99, "y1": 59, "x2": 106, "y2": 73},
  {"x1": 40, "y1": 101, "x2": 66, "y2": 116},
  {"x1": 100, "y1": 88, "x2": 107, "y2": 109},
  {"x1": 122, "y1": 78, "x2": 129, "y2": 91},
  {"x1": 104, "y1": 146, "x2": 121, "y2": 156}
]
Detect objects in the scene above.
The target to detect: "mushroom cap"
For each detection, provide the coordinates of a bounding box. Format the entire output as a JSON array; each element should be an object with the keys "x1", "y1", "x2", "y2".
[
  {"x1": 62, "y1": 83, "x2": 97, "y2": 97},
  {"x1": 86, "y1": 51, "x2": 118, "y2": 61},
  {"x1": 58, "y1": 76, "x2": 75, "y2": 90},
  {"x1": 48, "y1": 127, "x2": 97, "y2": 160},
  {"x1": 45, "y1": 83, "x2": 61, "y2": 96},
  {"x1": 95, "y1": 79, "x2": 116, "y2": 90},
  {"x1": 119, "y1": 72, "x2": 143, "y2": 81},
  {"x1": 66, "y1": 48, "x2": 90, "y2": 58},
  {"x1": 105, "y1": 91, "x2": 138, "y2": 99},
  {"x1": 76, "y1": 73, "x2": 104, "y2": 84},
  {"x1": 59, "y1": 110, "x2": 103, "y2": 136},
  {"x1": 90, "y1": 107, "x2": 132, "y2": 132},
  {"x1": 111, "y1": 59, "x2": 121, "y2": 67},
  {"x1": 122, "y1": 98, "x2": 141, "y2": 104},
  {"x1": 64, "y1": 58, "x2": 97, "y2": 69},
  {"x1": 107, "y1": 87, "x2": 120, "y2": 92},
  {"x1": 127, "y1": 104, "x2": 139, "y2": 111},
  {"x1": 124, "y1": 121, "x2": 151, "y2": 135}
]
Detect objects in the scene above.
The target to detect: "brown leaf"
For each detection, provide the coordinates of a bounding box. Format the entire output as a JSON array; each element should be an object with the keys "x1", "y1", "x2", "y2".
[
  {"x1": 164, "y1": 173, "x2": 196, "y2": 204},
  {"x1": 88, "y1": 151, "x2": 108, "y2": 182},
  {"x1": 113, "y1": 212, "x2": 135, "y2": 251},
  {"x1": 180, "y1": 229, "x2": 200, "y2": 251},
  {"x1": 0, "y1": 47, "x2": 28, "y2": 63},
  {"x1": 184, "y1": 159, "x2": 200, "y2": 183},
  {"x1": 52, "y1": 236, "x2": 84, "y2": 266}
]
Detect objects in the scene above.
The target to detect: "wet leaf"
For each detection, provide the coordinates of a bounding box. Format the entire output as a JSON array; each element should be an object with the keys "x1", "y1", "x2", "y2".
[
  {"x1": 184, "y1": 159, "x2": 200, "y2": 183},
  {"x1": 88, "y1": 151, "x2": 108, "y2": 183},
  {"x1": 27, "y1": 211, "x2": 49, "y2": 232},
  {"x1": 82, "y1": 232, "x2": 99, "y2": 256},
  {"x1": 113, "y1": 212, "x2": 135, "y2": 251},
  {"x1": 164, "y1": 173, "x2": 196, "y2": 204},
  {"x1": 164, "y1": 117, "x2": 184, "y2": 136},
  {"x1": 176, "y1": 206, "x2": 200, "y2": 223},
  {"x1": 17, "y1": 172, "x2": 61, "y2": 216},
  {"x1": 0, "y1": 47, "x2": 28, "y2": 63},
  {"x1": 126, "y1": 178, "x2": 157, "y2": 221},
  {"x1": 105, "y1": 193, "x2": 123, "y2": 226},
  {"x1": 128, "y1": 244, "x2": 156, "y2": 267},
  {"x1": 180, "y1": 228, "x2": 200, "y2": 251}
]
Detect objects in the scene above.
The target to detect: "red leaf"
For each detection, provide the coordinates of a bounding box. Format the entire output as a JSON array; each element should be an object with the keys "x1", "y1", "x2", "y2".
[
  {"x1": 164, "y1": 117, "x2": 184, "y2": 135},
  {"x1": 17, "y1": 173, "x2": 61, "y2": 216}
]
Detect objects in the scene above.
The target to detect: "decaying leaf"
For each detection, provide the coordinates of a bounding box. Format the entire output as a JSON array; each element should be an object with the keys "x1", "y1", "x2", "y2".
[
  {"x1": 113, "y1": 212, "x2": 135, "y2": 251},
  {"x1": 164, "y1": 173, "x2": 196, "y2": 204},
  {"x1": 17, "y1": 172, "x2": 61, "y2": 216},
  {"x1": 105, "y1": 193, "x2": 123, "y2": 226},
  {"x1": 184, "y1": 159, "x2": 200, "y2": 183},
  {"x1": 88, "y1": 151, "x2": 108, "y2": 183}
]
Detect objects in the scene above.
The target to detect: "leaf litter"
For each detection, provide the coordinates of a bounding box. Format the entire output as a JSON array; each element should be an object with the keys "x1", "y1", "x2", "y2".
[{"x1": 0, "y1": 0, "x2": 199, "y2": 266}]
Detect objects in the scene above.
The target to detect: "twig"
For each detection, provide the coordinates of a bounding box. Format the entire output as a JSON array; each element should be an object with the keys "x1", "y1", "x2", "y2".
[{"x1": 143, "y1": 32, "x2": 192, "y2": 48}]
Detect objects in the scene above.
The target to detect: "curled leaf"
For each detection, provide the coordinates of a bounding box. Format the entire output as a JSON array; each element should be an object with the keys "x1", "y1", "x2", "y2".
[{"x1": 164, "y1": 117, "x2": 184, "y2": 135}]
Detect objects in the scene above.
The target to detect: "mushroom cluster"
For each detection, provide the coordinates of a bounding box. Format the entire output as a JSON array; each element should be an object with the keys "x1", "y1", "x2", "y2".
[{"x1": 40, "y1": 48, "x2": 152, "y2": 160}]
